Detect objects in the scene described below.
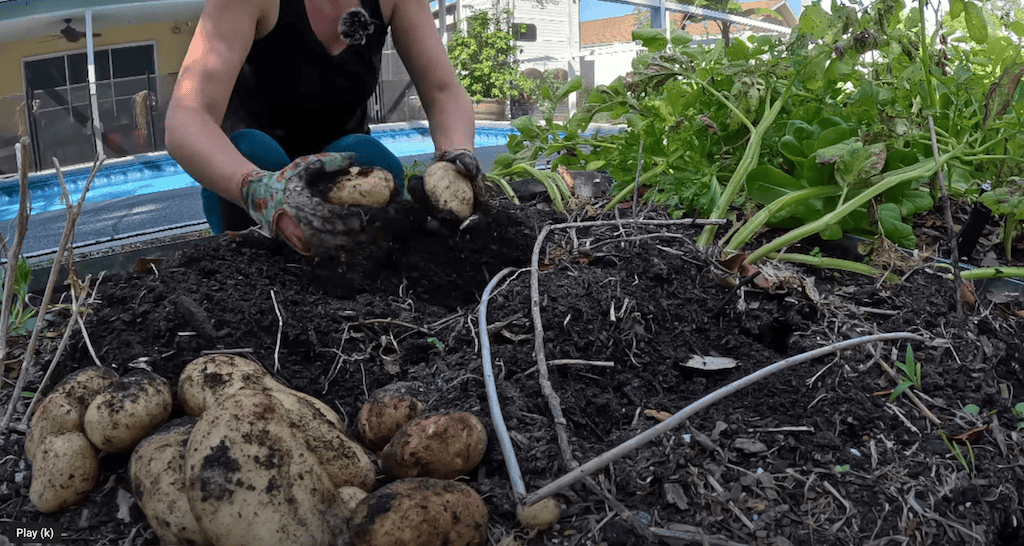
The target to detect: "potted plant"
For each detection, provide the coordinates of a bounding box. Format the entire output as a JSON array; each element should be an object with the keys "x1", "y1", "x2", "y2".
[{"x1": 446, "y1": 9, "x2": 531, "y2": 120}]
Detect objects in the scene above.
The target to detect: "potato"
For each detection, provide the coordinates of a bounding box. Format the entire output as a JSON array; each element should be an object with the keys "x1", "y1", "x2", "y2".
[
  {"x1": 517, "y1": 497, "x2": 562, "y2": 530},
  {"x1": 129, "y1": 417, "x2": 211, "y2": 546},
  {"x1": 325, "y1": 166, "x2": 394, "y2": 207},
  {"x1": 178, "y1": 354, "x2": 344, "y2": 429},
  {"x1": 380, "y1": 412, "x2": 487, "y2": 480},
  {"x1": 264, "y1": 389, "x2": 376, "y2": 492},
  {"x1": 424, "y1": 161, "x2": 474, "y2": 219},
  {"x1": 336, "y1": 486, "x2": 369, "y2": 521},
  {"x1": 348, "y1": 478, "x2": 488, "y2": 546},
  {"x1": 29, "y1": 431, "x2": 99, "y2": 513},
  {"x1": 25, "y1": 366, "x2": 118, "y2": 462},
  {"x1": 357, "y1": 382, "x2": 426, "y2": 452},
  {"x1": 177, "y1": 354, "x2": 271, "y2": 417},
  {"x1": 84, "y1": 371, "x2": 172, "y2": 453},
  {"x1": 185, "y1": 389, "x2": 345, "y2": 546}
]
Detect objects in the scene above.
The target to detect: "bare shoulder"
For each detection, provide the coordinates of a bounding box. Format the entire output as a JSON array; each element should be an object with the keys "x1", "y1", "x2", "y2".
[{"x1": 200, "y1": 0, "x2": 275, "y2": 37}]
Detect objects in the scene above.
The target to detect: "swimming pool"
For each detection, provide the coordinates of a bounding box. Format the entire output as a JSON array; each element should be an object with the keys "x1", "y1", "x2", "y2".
[{"x1": 0, "y1": 126, "x2": 517, "y2": 221}]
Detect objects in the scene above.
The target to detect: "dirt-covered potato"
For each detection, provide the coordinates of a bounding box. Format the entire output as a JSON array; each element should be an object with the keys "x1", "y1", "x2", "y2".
[
  {"x1": 129, "y1": 417, "x2": 210, "y2": 546},
  {"x1": 177, "y1": 354, "x2": 344, "y2": 429},
  {"x1": 357, "y1": 382, "x2": 426, "y2": 452},
  {"x1": 25, "y1": 367, "x2": 118, "y2": 462},
  {"x1": 325, "y1": 166, "x2": 394, "y2": 207},
  {"x1": 424, "y1": 161, "x2": 474, "y2": 219},
  {"x1": 517, "y1": 497, "x2": 562, "y2": 530},
  {"x1": 185, "y1": 389, "x2": 345, "y2": 546},
  {"x1": 84, "y1": 371, "x2": 172, "y2": 453},
  {"x1": 380, "y1": 412, "x2": 487, "y2": 480},
  {"x1": 348, "y1": 478, "x2": 488, "y2": 546},
  {"x1": 29, "y1": 431, "x2": 99, "y2": 513},
  {"x1": 336, "y1": 486, "x2": 369, "y2": 522},
  {"x1": 265, "y1": 389, "x2": 376, "y2": 492}
]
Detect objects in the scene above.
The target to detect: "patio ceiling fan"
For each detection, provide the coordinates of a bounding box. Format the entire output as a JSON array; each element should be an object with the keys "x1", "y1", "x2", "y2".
[{"x1": 40, "y1": 19, "x2": 102, "y2": 43}]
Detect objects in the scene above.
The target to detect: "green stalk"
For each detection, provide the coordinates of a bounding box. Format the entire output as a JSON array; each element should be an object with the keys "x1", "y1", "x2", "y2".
[
  {"x1": 697, "y1": 83, "x2": 794, "y2": 247},
  {"x1": 744, "y1": 149, "x2": 962, "y2": 264},
  {"x1": 917, "y1": 0, "x2": 938, "y2": 111},
  {"x1": 770, "y1": 252, "x2": 902, "y2": 283},
  {"x1": 958, "y1": 267, "x2": 1024, "y2": 281},
  {"x1": 723, "y1": 185, "x2": 842, "y2": 251}
]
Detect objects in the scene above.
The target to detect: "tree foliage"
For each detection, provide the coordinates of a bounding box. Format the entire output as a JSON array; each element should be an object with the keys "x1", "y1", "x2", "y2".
[{"x1": 446, "y1": 10, "x2": 530, "y2": 101}]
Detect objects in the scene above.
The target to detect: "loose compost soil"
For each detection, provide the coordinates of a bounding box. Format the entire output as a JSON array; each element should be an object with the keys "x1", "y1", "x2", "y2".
[{"x1": 2, "y1": 196, "x2": 1023, "y2": 546}]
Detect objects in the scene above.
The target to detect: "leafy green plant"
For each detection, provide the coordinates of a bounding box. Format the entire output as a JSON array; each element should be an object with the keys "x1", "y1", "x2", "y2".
[
  {"x1": 426, "y1": 337, "x2": 446, "y2": 352},
  {"x1": 940, "y1": 430, "x2": 976, "y2": 475},
  {"x1": 834, "y1": 463, "x2": 851, "y2": 473},
  {"x1": 978, "y1": 178, "x2": 1023, "y2": 261},
  {"x1": 1012, "y1": 402, "x2": 1024, "y2": 429},
  {"x1": 963, "y1": 403, "x2": 981, "y2": 416},
  {"x1": 889, "y1": 345, "x2": 922, "y2": 403},
  {"x1": 446, "y1": 10, "x2": 530, "y2": 101},
  {"x1": 0, "y1": 257, "x2": 36, "y2": 335}
]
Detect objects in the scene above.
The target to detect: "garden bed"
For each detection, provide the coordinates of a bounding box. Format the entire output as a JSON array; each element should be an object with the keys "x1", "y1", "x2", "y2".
[{"x1": 1, "y1": 196, "x2": 1023, "y2": 546}]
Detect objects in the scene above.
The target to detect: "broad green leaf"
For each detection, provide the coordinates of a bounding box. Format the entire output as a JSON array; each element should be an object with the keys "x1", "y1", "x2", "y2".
[
  {"x1": 814, "y1": 126, "x2": 853, "y2": 152},
  {"x1": 786, "y1": 120, "x2": 817, "y2": 142},
  {"x1": 949, "y1": 0, "x2": 964, "y2": 19},
  {"x1": 779, "y1": 137, "x2": 806, "y2": 162},
  {"x1": 586, "y1": 160, "x2": 607, "y2": 170},
  {"x1": 747, "y1": 165, "x2": 807, "y2": 206},
  {"x1": 633, "y1": 28, "x2": 669, "y2": 52},
  {"x1": 670, "y1": 29, "x2": 694, "y2": 47},
  {"x1": 1012, "y1": 21, "x2": 1024, "y2": 39},
  {"x1": 554, "y1": 77, "x2": 583, "y2": 106},
  {"x1": 904, "y1": 9, "x2": 921, "y2": 31},
  {"x1": 802, "y1": 157, "x2": 835, "y2": 187},
  {"x1": 799, "y1": 4, "x2": 830, "y2": 39},
  {"x1": 820, "y1": 224, "x2": 843, "y2": 240},
  {"x1": 512, "y1": 116, "x2": 542, "y2": 139},
  {"x1": 878, "y1": 202, "x2": 917, "y2": 247},
  {"x1": 964, "y1": 1, "x2": 988, "y2": 44}
]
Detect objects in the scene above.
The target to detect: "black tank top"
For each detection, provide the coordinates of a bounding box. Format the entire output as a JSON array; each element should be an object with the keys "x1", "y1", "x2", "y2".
[{"x1": 223, "y1": 0, "x2": 388, "y2": 159}]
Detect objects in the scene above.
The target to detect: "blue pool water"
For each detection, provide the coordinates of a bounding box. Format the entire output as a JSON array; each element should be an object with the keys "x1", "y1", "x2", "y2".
[{"x1": 0, "y1": 127, "x2": 517, "y2": 221}]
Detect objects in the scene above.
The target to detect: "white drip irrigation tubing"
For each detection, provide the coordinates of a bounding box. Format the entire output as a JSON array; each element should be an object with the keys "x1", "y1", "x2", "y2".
[
  {"x1": 477, "y1": 271, "x2": 926, "y2": 508},
  {"x1": 479, "y1": 266, "x2": 528, "y2": 500}
]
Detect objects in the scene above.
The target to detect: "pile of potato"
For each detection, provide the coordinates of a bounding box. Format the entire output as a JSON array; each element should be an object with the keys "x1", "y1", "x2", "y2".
[{"x1": 24, "y1": 355, "x2": 492, "y2": 546}]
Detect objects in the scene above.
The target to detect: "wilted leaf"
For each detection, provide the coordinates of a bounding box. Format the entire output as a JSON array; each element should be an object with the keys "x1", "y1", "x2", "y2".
[
  {"x1": 983, "y1": 63, "x2": 1024, "y2": 127},
  {"x1": 644, "y1": 409, "x2": 673, "y2": 422}
]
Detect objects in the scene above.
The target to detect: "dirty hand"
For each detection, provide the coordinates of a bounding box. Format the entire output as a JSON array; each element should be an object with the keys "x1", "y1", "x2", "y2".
[
  {"x1": 419, "y1": 149, "x2": 486, "y2": 220},
  {"x1": 241, "y1": 152, "x2": 396, "y2": 255}
]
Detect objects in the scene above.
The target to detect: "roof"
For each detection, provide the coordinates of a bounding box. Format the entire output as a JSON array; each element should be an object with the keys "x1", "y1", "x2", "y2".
[{"x1": 580, "y1": 0, "x2": 796, "y2": 46}]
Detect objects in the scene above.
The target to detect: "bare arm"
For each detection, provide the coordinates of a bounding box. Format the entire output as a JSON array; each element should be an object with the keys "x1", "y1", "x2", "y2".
[
  {"x1": 390, "y1": 0, "x2": 475, "y2": 153},
  {"x1": 165, "y1": 0, "x2": 267, "y2": 206}
]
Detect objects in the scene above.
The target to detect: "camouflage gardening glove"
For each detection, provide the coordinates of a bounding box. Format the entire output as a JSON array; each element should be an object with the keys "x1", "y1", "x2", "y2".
[
  {"x1": 411, "y1": 149, "x2": 487, "y2": 220},
  {"x1": 241, "y1": 152, "x2": 396, "y2": 256}
]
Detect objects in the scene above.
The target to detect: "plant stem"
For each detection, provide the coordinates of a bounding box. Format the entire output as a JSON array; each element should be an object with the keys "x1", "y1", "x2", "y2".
[
  {"x1": 723, "y1": 186, "x2": 841, "y2": 251},
  {"x1": 958, "y1": 267, "x2": 1024, "y2": 281},
  {"x1": 697, "y1": 82, "x2": 794, "y2": 247},
  {"x1": 771, "y1": 252, "x2": 901, "y2": 282},
  {"x1": 744, "y1": 149, "x2": 962, "y2": 264}
]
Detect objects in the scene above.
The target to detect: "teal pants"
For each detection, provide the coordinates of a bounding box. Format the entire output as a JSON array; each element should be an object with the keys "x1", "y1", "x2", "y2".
[{"x1": 201, "y1": 129, "x2": 405, "y2": 233}]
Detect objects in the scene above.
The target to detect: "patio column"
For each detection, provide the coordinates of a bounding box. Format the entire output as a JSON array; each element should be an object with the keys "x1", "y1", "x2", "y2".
[
  {"x1": 85, "y1": 9, "x2": 103, "y2": 157},
  {"x1": 438, "y1": 0, "x2": 447, "y2": 43}
]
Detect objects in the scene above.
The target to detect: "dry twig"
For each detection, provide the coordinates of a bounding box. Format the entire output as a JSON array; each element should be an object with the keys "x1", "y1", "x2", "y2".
[
  {"x1": 928, "y1": 116, "x2": 963, "y2": 316},
  {"x1": 0, "y1": 138, "x2": 32, "y2": 382},
  {"x1": 1, "y1": 154, "x2": 105, "y2": 432},
  {"x1": 271, "y1": 289, "x2": 283, "y2": 374},
  {"x1": 20, "y1": 275, "x2": 92, "y2": 426}
]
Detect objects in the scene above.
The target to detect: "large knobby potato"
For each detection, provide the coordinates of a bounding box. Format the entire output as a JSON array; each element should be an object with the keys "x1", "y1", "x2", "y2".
[
  {"x1": 348, "y1": 478, "x2": 488, "y2": 546},
  {"x1": 177, "y1": 354, "x2": 344, "y2": 429},
  {"x1": 29, "y1": 431, "x2": 98, "y2": 513},
  {"x1": 185, "y1": 389, "x2": 351, "y2": 546},
  {"x1": 25, "y1": 367, "x2": 118, "y2": 462},
  {"x1": 380, "y1": 412, "x2": 487, "y2": 480},
  {"x1": 84, "y1": 371, "x2": 172, "y2": 454},
  {"x1": 129, "y1": 417, "x2": 211, "y2": 546}
]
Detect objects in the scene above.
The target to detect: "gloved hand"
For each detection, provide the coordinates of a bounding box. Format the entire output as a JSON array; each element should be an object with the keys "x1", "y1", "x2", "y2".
[
  {"x1": 415, "y1": 148, "x2": 486, "y2": 220},
  {"x1": 241, "y1": 152, "x2": 396, "y2": 256}
]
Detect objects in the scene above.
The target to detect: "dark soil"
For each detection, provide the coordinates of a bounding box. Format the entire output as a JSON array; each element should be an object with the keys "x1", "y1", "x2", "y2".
[{"x1": 2, "y1": 197, "x2": 1024, "y2": 546}]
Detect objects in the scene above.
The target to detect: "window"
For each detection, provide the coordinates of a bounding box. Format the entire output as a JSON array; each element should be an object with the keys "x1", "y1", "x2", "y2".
[
  {"x1": 23, "y1": 44, "x2": 157, "y2": 166},
  {"x1": 514, "y1": 22, "x2": 537, "y2": 42}
]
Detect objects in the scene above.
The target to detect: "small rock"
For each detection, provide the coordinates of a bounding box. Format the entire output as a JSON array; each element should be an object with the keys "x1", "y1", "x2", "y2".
[{"x1": 733, "y1": 438, "x2": 769, "y2": 454}]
